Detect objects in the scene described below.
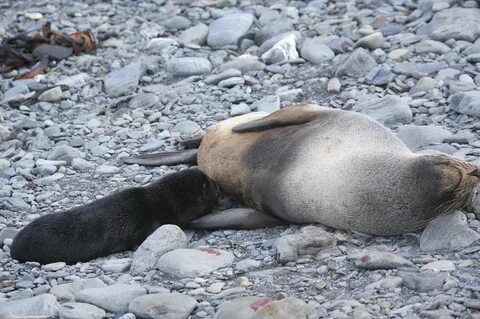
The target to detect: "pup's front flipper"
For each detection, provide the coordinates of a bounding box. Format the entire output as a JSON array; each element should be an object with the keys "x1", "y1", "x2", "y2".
[
  {"x1": 189, "y1": 208, "x2": 286, "y2": 230},
  {"x1": 123, "y1": 149, "x2": 198, "y2": 166}
]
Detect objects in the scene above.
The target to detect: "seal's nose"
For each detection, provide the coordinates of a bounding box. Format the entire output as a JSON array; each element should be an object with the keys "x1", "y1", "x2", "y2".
[{"x1": 469, "y1": 167, "x2": 480, "y2": 178}]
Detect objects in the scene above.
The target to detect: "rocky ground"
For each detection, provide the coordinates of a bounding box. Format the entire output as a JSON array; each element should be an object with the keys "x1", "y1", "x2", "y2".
[{"x1": 1, "y1": 0, "x2": 480, "y2": 318}]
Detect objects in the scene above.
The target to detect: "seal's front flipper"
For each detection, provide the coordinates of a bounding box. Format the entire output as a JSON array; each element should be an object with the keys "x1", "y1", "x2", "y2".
[
  {"x1": 189, "y1": 208, "x2": 286, "y2": 230},
  {"x1": 123, "y1": 149, "x2": 198, "y2": 166},
  {"x1": 232, "y1": 104, "x2": 324, "y2": 133}
]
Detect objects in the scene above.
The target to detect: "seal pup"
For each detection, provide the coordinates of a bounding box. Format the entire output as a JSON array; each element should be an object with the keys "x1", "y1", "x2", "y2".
[
  {"x1": 126, "y1": 104, "x2": 480, "y2": 235},
  {"x1": 10, "y1": 168, "x2": 219, "y2": 264}
]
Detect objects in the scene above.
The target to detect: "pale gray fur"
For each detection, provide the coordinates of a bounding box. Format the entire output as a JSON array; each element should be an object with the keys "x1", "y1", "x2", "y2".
[{"x1": 199, "y1": 105, "x2": 480, "y2": 236}]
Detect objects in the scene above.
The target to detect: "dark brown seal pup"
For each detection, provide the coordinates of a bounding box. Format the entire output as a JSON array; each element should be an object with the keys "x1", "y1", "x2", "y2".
[
  {"x1": 10, "y1": 168, "x2": 219, "y2": 264},
  {"x1": 126, "y1": 104, "x2": 480, "y2": 235}
]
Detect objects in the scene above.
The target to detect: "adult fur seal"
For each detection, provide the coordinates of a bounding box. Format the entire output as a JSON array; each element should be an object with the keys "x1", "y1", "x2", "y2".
[
  {"x1": 127, "y1": 104, "x2": 480, "y2": 235},
  {"x1": 10, "y1": 168, "x2": 219, "y2": 264}
]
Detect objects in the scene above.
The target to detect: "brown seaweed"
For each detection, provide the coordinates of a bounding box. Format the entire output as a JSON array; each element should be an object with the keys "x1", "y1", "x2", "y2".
[{"x1": 0, "y1": 22, "x2": 96, "y2": 79}]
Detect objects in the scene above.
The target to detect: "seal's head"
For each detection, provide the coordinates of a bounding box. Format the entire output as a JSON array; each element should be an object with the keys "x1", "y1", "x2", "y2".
[
  {"x1": 149, "y1": 168, "x2": 220, "y2": 225},
  {"x1": 417, "y1": 154, "x2": 480, "y2": 216}
]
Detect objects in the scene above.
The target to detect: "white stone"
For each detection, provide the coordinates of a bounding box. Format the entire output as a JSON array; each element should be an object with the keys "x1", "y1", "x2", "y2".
[
  {"x1": 57, "y1": 73, "x2": 90, "y2": 88},
  {"x1": 38, "y1": 86, "x2": 63, "y2": 102},
  {"x1": 236, "y1": 259, "x2": 261, "y2": 272},
  {"x1": 128, "y1": 293, "x2": 197, "y2": 319},
  {"x1": 421, "y1": 260, "x2": 456, "y2": 272},
  {"x1": 59, "y1": 302, "x2": 106, "y2": 319},
  {"x1": 102, "y1": 258, "x2": 132, "y2": 273},
  {"x1": 25, "y1": 12, "x2": 43, "y2": 20},
  {"x1": 261, "y1": 34, "x2": 298, "y2": 64},
  {"x1": 0, "y1": 294, "x2": 60, "y2": 318},
  {"x1": 157, "y1": 248, "x2": 234, "y2": 277},
  {"x1": 388, "y1": 48, "x2": 410, "y2": 60},
  {"x1": 95, "y1": 165, "x2": 120, "y2": 174},
  {"x1": 75, "y1": 284, "x2": 146, "y2": 313},
  {"x1": 131, "y1": 225, "x2": 187, "y2": 275},
  {"x1": 42, "y1": 262, "x2": 66, "y2": 272},
  {"x1": 353, "y1": 95, "x2": 412, "y2": 126}
]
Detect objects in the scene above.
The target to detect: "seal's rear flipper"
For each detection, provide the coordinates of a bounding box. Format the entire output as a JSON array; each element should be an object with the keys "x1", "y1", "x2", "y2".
[
  {"x1": 123, "y1": 149, "x2": 198, "y2": 166},
  {"x1": 189, "y1": 208, "x2": 286, "y2": 230},
  {"x1": 177, "y1": 134, "x2": 204, "y2": 149},
  {"x1": 232, "y1": 104, "x2": 323, "y2": 133}
]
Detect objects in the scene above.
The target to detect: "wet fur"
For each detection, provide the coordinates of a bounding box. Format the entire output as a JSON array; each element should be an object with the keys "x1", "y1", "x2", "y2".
[{"x1": 10, "y1": 169, "x2": 219, "y2": 264}]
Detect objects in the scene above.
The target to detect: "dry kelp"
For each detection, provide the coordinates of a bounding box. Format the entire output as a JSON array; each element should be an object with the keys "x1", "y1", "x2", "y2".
[{"x1": 0, "y1": 22, "x2": 96, "y2": 79}]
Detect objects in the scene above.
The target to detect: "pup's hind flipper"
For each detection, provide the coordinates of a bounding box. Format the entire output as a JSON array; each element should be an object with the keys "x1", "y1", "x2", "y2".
[
  {"x1": 189, "y1": 208, "x2": 286, "y2": 230},
  {"x1": 123, "y1": 149, "x2": 198, "y2": 166}
]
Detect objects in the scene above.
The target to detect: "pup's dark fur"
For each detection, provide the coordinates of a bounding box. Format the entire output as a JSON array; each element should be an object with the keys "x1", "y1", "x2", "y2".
[{"x1": 10, "y1": 169, "x2": 219, "y2": 264}]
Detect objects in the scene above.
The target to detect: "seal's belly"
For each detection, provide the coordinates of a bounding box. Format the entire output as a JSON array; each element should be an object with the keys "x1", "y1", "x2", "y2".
[{"x1": 270, "y1": 148, "x2": 427, "y2": 235}]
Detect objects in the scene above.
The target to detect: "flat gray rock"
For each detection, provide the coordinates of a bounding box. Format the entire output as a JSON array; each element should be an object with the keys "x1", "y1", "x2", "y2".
[
  {"x1": 421, "y1": 260, "x2": 456, "y2": 272},
  {"x1": 393, "y1": 61, "x2": 448, "y2": 79},
  {"x1": 219, "y1": 55, "x2": 266, "y2": 73},
  {"x1": 166, "y1": 57, "x2": 212, "y2": 77},
  {"x1": 207, "y1": 13, "x2": 254, "y2": 48},
  {"x1": 0, "y1": 294, "x2": 60, "y2": 318},
  {"x1": 95, "y1": 164, "x2": 120, "y2": 175},
  {"x1": 173, "y1": 120, "x2": 201, "y2": 135},
  {"x1": 355, "y1": 251, "x2": 413, "y2": 270},
  {"x1": 102, "y1": 258, "x2": 132, "y2": 273},
  {"x1": 420, "y1": 211, "x2": 480, "y2": 252},
  {"x1": 164, "y1": 16, "x2": 191, "y2": 30},
  {"x1": 258, "y1": 31, "x2": 302, "y2": 56},
  {"x1": 157, "y1": 248, "x2": 234, "y2": 277},
  {"x1": 414, "y1": 39, "x2": 450, "y2": 54},
  {"x1": 56, "y1": 73, "x2": 90, "y2": 88},
  {"x1": 354, "y1": 32, "x2": 384, "y2": 50},
  {"x1": 48, "y1": 145, "x2": 85, "y2": 164},
  {"x1": 251, "y1": 95, "x2": 280, "y2": 113},
  {"x1": 334, "y1": 48, "x2": 377, "y2": 77},
  {"x1": 1, "y1": 197, "x2": 31, "y2": 212},
  {"x1": 261, "y1": 33, "x2": 298, "y2": 64},
  {"x1": 51, "y1": 278, "x2": 106, "y2": 302},
  {"x1": 131, "y1": 225, "x2": 187, "y2": 275},
  {"x1": 353, "y1": 95, "x2": 412, "y2": 126},
  {"x1": 256, "y1": 18, "x2": 293, "y2": 45},
  {"x1": 205, "y1": 69, "x2": 242, "y2": 85},
  {"x1": 180, "y1": 23, "x2": 209, "y2": 45},
  {"x1": 75, "y1": 284, "x2": 146, "y2": 313},
  {"x1": 301, "y1": 37, "x2": 335, "y2": 64},
  {"x1": 128, "y1": 293, "x2": 197, "y2": 319},
  {"x1": 418, "y1": 8, "x2": 480, "y2": 42},
  {"x1": 128, "y1": 93, "x2": 159, "y2": 109},
  {"x1": 449, "y1": 91, "x2": 480, "y2": 117},
  {"x1": 0, "y1": 227, "x2": 18, "y2": 243},
  {"x1": 71, "y1": 158, "x2": 94, "y2": 172},
  {"x1": 214, "y1": 296, "x2": 264, "y2": 319},
  {"x1": 214, "y1": 296, "x2": 315, "y2": 319},
  {"x1": 38, "y1": 86, "x2": 63, "y2": 102},
  {"x1": 104, "y1": 62, "x2": 144, "y2": 97},
  {"x1": 411, "y1": 78, "x2": 439, "y2": 95},
  {"x1": 275, "y1": 226, "x2": 336, "y2": 264},
  {"x1": 396, "y1": 125, "x2": 452, "y2": 150},
  {"x1": 59, "y1": 302, "x2": 106, "y2": 319},
  {"x1": 398, "y1": 270, "x2": 448, "y2": 292}
]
